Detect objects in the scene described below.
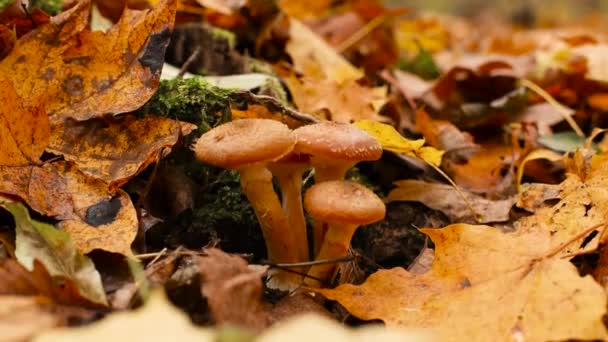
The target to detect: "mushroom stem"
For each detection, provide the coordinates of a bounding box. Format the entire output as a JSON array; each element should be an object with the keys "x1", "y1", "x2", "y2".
[
  {"x1": 274, "y1": 168, "x2": 309, "y2": 262},
  {"x1": 310, "y1": 158, "x2": 356, "y2": 254},
  {"x1": 239, "y1": 164, "x2": 302, "y2": 289},
  {"x1": 305, "y1": 223, "x2": 358, "y2": 287}
]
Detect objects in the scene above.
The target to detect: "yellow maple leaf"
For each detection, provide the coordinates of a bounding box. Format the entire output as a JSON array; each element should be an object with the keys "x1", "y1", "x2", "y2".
[{"x1": 354, "y1": 120, "x2": 444, "y2": 166}]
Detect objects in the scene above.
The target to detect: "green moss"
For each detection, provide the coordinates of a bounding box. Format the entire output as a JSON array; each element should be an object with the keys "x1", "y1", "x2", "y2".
[
  {"x1": 139, "y1": 77, "x2": 234, "y2": 133},
  {"x1": 29, "y1": 0, "x2": 63, "y2": 15},
  {"x1": 0, "y1": 0, "x2": 12, "y2": 10},
  {"x1": 208, "y1": 25, "x2": 236, "y2": 49},
  {"x1": 398, "y1": 47, "x2": 441, "y2": 80}
]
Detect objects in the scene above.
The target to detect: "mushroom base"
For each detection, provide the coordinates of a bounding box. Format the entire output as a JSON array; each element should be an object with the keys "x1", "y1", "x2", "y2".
[{"x1": 305, "y1": 223, "x2": 358, "y2": 287}]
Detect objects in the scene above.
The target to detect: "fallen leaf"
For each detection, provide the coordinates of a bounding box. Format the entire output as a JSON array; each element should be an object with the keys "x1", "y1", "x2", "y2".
[
  {"x1": 354, "y1": 120, "x2": 444, "y2": 166},
  {"x1": 35, "y1": 290, "x2": 214, "y2": 342},
  {"x1": 317, "y1": 224, "x2": 608, "y2": 342},
  {"x1": 538, "y1": 132, "x2": 586, "y2": 152},
  {"x1": 0, "y1": 259, "x2": 105, "y2": 308},
  {"x1": 286, "y1": 18, "x2": 362, "y2": 83},
  {"x1": 387, "y1": 180, "x2": 514, "y2": 223},
  {"x1": 0, "y1": 164, "x2": 74, "y2": 219},
  {"x1": 285, "y1": 76, "x2": 387, "y2": 123},
  {"x1": 47, "y1": 115, "x2": 196, "y2": 187},
  {"x1": 0, "y1": 296, "x2": 59, "y2": 342},
  {"x1": 415, "y1": 108, "x2": 478, "y2": 161},
  {"x1": 0, "y1": 0, "x2": 177, "y2": 123},
  {"x1": 278, "y1": 0, "x2": 332, "y2": 19},
  {"x1": 0, "y1": 79, "x2": 49, "y2": 166},
  {"x1": 516, "y1": 183, "x2": 561, "y2": 212},
  {"x1": 199, "y1": 248, "x2": 269, "y2": 331},
  {"x1": 53, "y1": 161, "x2": 137, "y2": 256},
  {"x1": 516, "y1": 149, "x2": 562, "y2": 191},
  {"x1": 1, "y1": 200, "x2": 107, "y2": 305},
  {"x1": 258, "y1": 314, "x2": 433, "y2": 342}
]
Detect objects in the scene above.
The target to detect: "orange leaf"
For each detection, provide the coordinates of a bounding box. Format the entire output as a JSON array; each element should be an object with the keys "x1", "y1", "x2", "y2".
[
  {"x1": 0, "y1": 0, "x2": 177, "y2": 123},
  {"x1": 0, "y1": 79, "x2": 49, "y2": 166}
]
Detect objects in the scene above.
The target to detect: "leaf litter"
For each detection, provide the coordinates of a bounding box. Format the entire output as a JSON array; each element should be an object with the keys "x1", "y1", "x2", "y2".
[{"x1": 3, "y1": 0, "x2": 608, "y2": 340}]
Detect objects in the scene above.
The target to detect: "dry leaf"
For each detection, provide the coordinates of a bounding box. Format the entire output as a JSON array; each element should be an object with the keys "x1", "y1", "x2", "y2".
[
  {"x1": 35, "y1": 291, "x2": 214, "y2": 342},
  {"x1": 47, "y1": 115, "x2": 196, "y2": 187},
  {"x1": 0, "y1": 79, "x2": 49, "y2": 166},
  {"x1": 54, "y1": 162, "x2": 137, "y2": 256},
  {"x1": 0, "y1": 0, "x2": 177, "y2": 123},
  {"x1": 286, "y1": 76, "x2": 386, "y2": 123},
  {"x1": 199, "y1": 248, "x2": 269, "y2": 331},
  {"x1": 0, "y1": 164, "x2": 73, "y2": 219},
  {"x1": 286, "y1": 18, "x2": 362, "y2": 82},
  {"x1": 387, "y1": 180, "x2": 514, "y2": 223},
  {"x1": 1, "y1": 200, "x2": 107, "y2": 305},
  {"x1": 415, "y1": 109, "x2": 478, "y2": 160},
  {"x1": 0, "y1": 296, "x2": 59, "y2": 342},
  {"x1": 317, "y1": 224, "x2": 607, "y2": 342}
]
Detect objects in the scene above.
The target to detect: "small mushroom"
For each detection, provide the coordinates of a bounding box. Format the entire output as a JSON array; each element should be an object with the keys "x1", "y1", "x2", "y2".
[
  {"x1": 293, "y1": 122, "x2": 382, "y2": 253},
  {"x1": 303, "y1": 180, "x2": 385, "y2": 286},
  {"x1": 268, "y1": 153, "x2": 310, "y2": 263},
  {"x1": 193, "y1": 118, "x2": 301, "y2": 289}
]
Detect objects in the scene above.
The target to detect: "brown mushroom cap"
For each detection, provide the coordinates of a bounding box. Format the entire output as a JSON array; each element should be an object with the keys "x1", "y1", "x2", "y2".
[
  {"x1": 293, "y1": 122, "x2": 382, "y2": 162},
  {"x1": 304, "y1": 181, "x2": 385, "y2": 225},
  {"x1": 193, "y1": 119, "x2": 295, "y2": 168}
]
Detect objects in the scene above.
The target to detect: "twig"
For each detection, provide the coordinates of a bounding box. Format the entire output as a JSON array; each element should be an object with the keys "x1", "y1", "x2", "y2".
[
  {"x1": 262, "y1": 255, "x2": 354, "y2": 268},
  {"x1": 231, "y1": 90, "x2": 320, "y2": 124},
  {"x1": 543, "y1": 221, "x2": 605, "y2": 259},
  {"x1": 178, "y1": 46, "x2": 202, "y2": 78},
  {"x1": 336, "y1": 15, "x2": 387, "y2": 52}
]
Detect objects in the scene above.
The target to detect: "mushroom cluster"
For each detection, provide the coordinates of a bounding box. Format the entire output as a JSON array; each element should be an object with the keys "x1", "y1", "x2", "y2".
[{"x1": 193, "y1": 118, "x2": 386, "y2": 289}]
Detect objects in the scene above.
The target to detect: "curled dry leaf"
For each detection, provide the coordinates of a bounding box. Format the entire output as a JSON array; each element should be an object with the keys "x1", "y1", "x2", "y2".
[
  {"x1": 317, "y1": 224, "x2": 607, "y2": 342},
  {"x1": 0, "y1": 0, "x2": 177, "y2": 123},
  {"x1": 198, "y1": 248, "x2": 269, "y2": 331},
  {"x1": 0, "y1": 79, "x2": 49, "y2": 166},
  {"x1": 0, "y1": 200, "x2": 107, "y2": 306},
  {"x1": 387, "y1": 180, "x2": 515, "y2": 224},
  {"x1": 0, "y1": 296, "x2": 59, "y2": 342},
  {"x1": 53, "y1": 161, "x2": 137, "y2": 256},
  {"x1": 47, "y1": 115, "x2": 196, "y2": 187}
]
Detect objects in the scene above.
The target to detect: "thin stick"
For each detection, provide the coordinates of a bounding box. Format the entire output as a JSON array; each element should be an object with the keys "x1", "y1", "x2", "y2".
[
  {"x1": 424, "y1": 160, "x2": 481, "y2": 223},
  {"x1": 231, "y1": 90, "x2": 320, "y2": 124},
  {"x1": 519, "y1": 78, "x2": 584, "y2": 137},
  {"x1": 263, "y1": 255, "x2": 354, "y2": 268},
  {"x1": 543, "y1": 222, "x2": 605, "y2": 259},
  {"x1": 178, "y1": 46, "x2": 202, "y2": 78},
  {"x1": 336, "y1": 15, "x2": 387, "y2": 53}
]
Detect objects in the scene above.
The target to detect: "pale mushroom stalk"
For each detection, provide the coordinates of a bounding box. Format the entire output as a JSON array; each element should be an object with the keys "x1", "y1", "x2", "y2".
[
  {"x1": 271, "y1": 164, "x2": 309, "y2": 262},
  {"x1": 305, "y1": 223, "x2": 358, "y2": 286}
]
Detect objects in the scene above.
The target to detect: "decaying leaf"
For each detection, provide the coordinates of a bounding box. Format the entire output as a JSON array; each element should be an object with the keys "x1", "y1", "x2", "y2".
[
  {"x1": 199, "y1": 248, "x2": 269, "y2": 331},
  {"x1": 285, "y1": 76, "x2": 387, "y2": 123},
  {"x1": 53, "y1": 161, "x2": 137, "y2": 256},
  {"x1": 47, "y1": 115, "x2": 196, "y2": 187},
  {"x1": 0, "y1": 164, "x2": 73, "y2": 219},
  {"x1": 0, "y1": 0, "x2": 177, "y2": 123},
  {"x1": 286, "y1": 18, "x2": 362, "y2": 83},
  {"x1": 0, "y1": 79, "x2": 49, "y2": 166},
  {"x1": 1, "y1": 200, "x2": 107, "y2": 305},
  {"x1": 317, "y1": 224, "x2": 608, "y2": 342},
  {"x1": 387, "y1": 180, "x2": 514, "y2": 223},
  {"x1": 35, "y1": 290, "x2": 214, "y2": 342}
]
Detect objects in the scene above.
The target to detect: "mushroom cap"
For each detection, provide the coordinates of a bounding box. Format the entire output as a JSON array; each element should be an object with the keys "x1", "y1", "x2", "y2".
[
  {"x1": 304, "y1": 181, "x2": 385, "y2": 225},
  {"x1": 293, "y1": 122, "x2": 382, "y2": 162},
  {"x1": 193, "y1": 119, "x2": 295, "y2": 169}
]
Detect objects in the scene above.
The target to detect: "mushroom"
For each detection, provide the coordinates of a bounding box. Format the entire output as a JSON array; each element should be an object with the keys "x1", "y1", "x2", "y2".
[
  {"x1": 193, "y1": 118, "x2": 301, "y2": 289},
  {"x1": 303, "y1": 180, "x2": 385, "y2": 286},
  {"x1": 268, "y1": 153, "x2": 310, "y2": 263},
  {"x1": 293, "y1": 122, "x2": 382, "y2": 253}
]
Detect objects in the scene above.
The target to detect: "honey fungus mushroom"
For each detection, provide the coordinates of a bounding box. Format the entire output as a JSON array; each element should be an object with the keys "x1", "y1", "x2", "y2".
[
  {"x1": 193, "y1": 118, "x2": 302, "y2": 289},
  {"x1": 304, "y1": 180, "x2": 385, "y2": 286},
  {"x1": 293, "y1": 122, "x2": 382, "y2": 253}
]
